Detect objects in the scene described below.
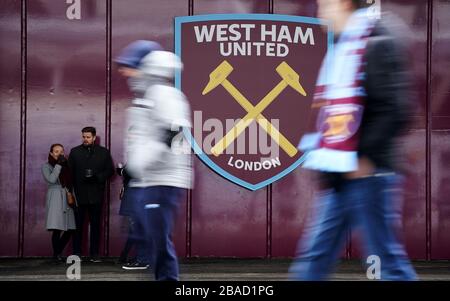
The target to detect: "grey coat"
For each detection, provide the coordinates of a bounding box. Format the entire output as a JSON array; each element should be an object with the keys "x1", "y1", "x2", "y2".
[{"x1": 42, "y1": 163, "x2": 76, "y2": 231}]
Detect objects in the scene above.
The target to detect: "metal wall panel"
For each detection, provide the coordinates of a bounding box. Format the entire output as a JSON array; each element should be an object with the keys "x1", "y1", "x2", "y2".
[
  {"x1": 190, "y1": 0, "x2": 269, "y2": 257},
  {"x1": 193, "y1": 0, "x2": 268, "y2": 15},
  {"x1": 271, "y1": 0, "x2": 320, "y2": 258},
  {"x1": 274, "y1": 0, "x2": 317, "y2": 16},
  {"x1": 0, "y1": 0, "x2": 448, "y2": 260},
  {"x1": 346, "y1": 0, "x2": 428, "y2": 260},
  {"x1": 431, "y1": 0, "x2": 450, "y2": 259},
  {"x1": 110, "y1": 0, "x2": 189, "y2": 258},
  {"x1": 23, "y1": 0, "x2": 107, "y2": 256},
  {"x1": 0, "y1": 0, "x2": 21, "y2": 256}
]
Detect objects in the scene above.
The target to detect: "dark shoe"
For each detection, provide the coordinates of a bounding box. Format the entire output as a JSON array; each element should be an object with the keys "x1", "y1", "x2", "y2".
[
  {"x1": 49, "y1": 255, "x2": 64, "y2": 265},
  {"x1": 54, "y1": 254, "x2": 65, "y2": 262},
  {"x1": 89, "y1": 256, "x2": 102, "y2": 263},
  {"x1": 122, "y1": 262, "x2": 149, "y2": 270},
  {"x1": 67, "y1": 254, "x2": 82, "y2": 263},
  {"x1": 118, "y1": 256, "x2": 137, "y2": 265}
]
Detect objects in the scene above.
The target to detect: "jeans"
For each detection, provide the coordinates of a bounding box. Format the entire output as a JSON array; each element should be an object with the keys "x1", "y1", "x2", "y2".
[
  {"x1": 128, "y1": 186, "x2": 183, "y2": 281},
  {"x1": 289, "y1": 172, "x2": 417, "y2": 280}
]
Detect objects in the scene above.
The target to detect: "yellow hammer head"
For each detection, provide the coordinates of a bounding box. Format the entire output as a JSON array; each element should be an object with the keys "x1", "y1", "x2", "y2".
[
  {"x1": 276, "y1": 62, "x2": 307, "y2": 96},
  {"x1": 202, "y1": 60, "x2": 234, "y2": 95}
]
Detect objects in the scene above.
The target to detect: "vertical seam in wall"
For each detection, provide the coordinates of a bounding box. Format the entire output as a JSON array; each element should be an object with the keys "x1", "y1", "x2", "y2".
[
  {"x1": 425, "y1": 0, "x2": 433, "y2": 261},
  {"x1": 105, "y1": 0, "x2": 112, "y2": 256},
  {"x1": 18, "y1": 0, "x2": 27, "y2": 258},
  {"x1": 185, "y1": 0, "x2": 194, "y2": 258},
  {"x1": 189, "y1": 0, "x2": 194, "y2": 16},
  {"x1": 266, "y1": 185, "x2": 272, "y2": 258}
]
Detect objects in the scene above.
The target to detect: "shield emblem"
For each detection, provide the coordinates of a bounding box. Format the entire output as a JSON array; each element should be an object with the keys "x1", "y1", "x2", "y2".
[
  {"x1": 318, "y1": 104, "x2": 364, "y2": 144},
  {"x1": 175, "y1": 14, "x2": 332, "y2": 190}
]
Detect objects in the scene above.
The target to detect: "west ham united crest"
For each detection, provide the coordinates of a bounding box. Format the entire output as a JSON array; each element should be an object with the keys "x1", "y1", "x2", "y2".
[{"x1": 175, "y1": 14, "x2": 332, "y2": 190}]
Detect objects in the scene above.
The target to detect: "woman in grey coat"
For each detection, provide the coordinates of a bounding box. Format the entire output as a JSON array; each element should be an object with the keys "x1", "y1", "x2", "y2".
[{"x1": 42, "y1": 143, "x2": 76, "y2": 262}]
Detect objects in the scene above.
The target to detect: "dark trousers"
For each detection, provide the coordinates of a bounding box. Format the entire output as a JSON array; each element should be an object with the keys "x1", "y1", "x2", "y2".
[
  {"x1": 51, "y1": 230, "x2": 73, "y2": 257},
  {"x1": 120, "y1": 217, "x2": 136, "y2": 261},
  {"x1": 120, "y1": 187, "x2": 151, "y2": 264},
  {"x1": 120, "y1": 216, "x2": 150, "y2": 264},
  {"x1": 129, "y1": 186, "x2": 183, "y2": 281},
  {"x1": 73, "y1": 203, "x2": 102, "y2": 257}
]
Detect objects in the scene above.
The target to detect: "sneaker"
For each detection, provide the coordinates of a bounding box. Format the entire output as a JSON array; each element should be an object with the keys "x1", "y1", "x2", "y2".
[{"x1": 122, "y1": 262, "x2": 149, "y2": 270}]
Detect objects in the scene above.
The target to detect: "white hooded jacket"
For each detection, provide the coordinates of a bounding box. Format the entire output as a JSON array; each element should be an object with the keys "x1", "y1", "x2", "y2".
[{"x1": 124, "y1": 55, "x2": 193, "y2": 189}]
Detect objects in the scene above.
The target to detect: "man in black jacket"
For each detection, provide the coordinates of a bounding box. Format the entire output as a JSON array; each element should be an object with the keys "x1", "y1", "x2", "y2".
[
  {"x1": 290, "y1": 0, "x2": 417, "y2": 280},
  {"x1": 69, "y1": 126, "x2": 114, "y2": 262}
]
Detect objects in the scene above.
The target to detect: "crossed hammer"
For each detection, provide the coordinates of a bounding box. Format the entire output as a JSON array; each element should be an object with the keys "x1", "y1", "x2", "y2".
[{"x1": 202, "y1": 60, "x2": 307, "y2": 157}]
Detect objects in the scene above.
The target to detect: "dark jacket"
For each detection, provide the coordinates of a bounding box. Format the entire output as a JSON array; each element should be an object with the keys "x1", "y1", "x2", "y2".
[
  {"x1": 322, "y1": 19, "x2": 413, "y2": 188},
  {"x1": 357, "y1": 21, "x2": 412, "y2": 170},
  {"x1": 68, "y1": 144, "x2": 114, "y2": 205}
]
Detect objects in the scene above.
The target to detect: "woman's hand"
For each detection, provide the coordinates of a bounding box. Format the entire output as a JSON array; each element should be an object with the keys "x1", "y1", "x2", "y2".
[{"x1": 57, "y1": 154, "x2": 67, "y2": 165}]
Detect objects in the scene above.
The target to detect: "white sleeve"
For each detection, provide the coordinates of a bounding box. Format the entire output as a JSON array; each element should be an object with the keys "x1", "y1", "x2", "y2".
[
  {"x1": 154, "y1": 86, "x2": 192, "y2": 129},
  {"x1": 125, "y1": 140, "x2": 166, "y2": 179},
  {"x1": 124, "y1": 96, "x2": 166, "y2": 179}
]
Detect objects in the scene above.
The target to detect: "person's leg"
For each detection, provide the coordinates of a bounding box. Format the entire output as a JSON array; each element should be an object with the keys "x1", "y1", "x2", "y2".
[
  {"x1": 73, "y1": 205, "x2": 86, "y2": 256},
  {"x1": 124, "y1": 212, "x2": 149, "y2": 266},
  {"x1": 123, "y1": 187, "x2": 152, "y2": 269},
  {"x1": 289, "y1": 188, "x2": 349, "y2": 280},
  {"x1": 145, "y1": 186, "x2": 183, "y2": 281},
  {"x1": 89, "y1": 203, "x2": 102, "y2": 258},
  {"x1": 120, "y1": 217, "x2": 136, "y2": 263},
  {"x1": 352, "y1": 175, "x2": 417, "y2": 280},
  {"x1": 119, "y1": 187, "x2": 136, "y2": 262},
  {"x1": 59, "y1": 230, "x2": 74, "y2": 255},
  {"x1": 51, "y1": 230, "x2": 61, "y2": 257},
  {"x1": 135, "y1": 216, "x2": 151, "y2": 265}
]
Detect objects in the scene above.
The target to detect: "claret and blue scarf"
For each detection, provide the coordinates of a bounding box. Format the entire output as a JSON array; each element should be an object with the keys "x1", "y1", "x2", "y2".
[{"x1": 300, "y1": 9, "x2": 376, "y2": 172}]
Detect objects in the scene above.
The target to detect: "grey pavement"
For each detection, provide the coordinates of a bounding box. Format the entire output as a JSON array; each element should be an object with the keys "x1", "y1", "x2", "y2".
[{"x1": 0, "y1": 258, "x2": 449, "y2": 281}]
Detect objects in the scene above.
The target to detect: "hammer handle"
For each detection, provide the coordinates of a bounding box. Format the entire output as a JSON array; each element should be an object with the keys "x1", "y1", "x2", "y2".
[
  {"x1": 222, "y1": 80, "x2": 298, "y2": 157},
  {"x1": 211, "y1": 81, "x2": 288, "y2": 156}
]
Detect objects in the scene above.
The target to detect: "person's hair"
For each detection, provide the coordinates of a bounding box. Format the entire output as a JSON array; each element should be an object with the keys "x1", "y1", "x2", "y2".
[
  {"x1": 50, "y1": 143, "x2": 63, "y2": 153},
  {"x1": 82, "y1": 126, "x2": 96, "y2": 136}
]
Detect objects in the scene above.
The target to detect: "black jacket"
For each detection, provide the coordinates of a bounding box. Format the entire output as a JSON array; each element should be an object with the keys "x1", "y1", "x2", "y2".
[
  {"x1": 322, "y1": 19, "x2": 413, "y2": 188},
  {"x1": 357, "y1": 21, "x2": 412, "y2": 170},
  {"x1": 69, "y1": 144, "x2": 114, "y2": 205}
]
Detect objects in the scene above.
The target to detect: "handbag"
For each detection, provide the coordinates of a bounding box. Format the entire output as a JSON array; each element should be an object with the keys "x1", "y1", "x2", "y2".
[{"x1": 65, "y1": 188, "x2": 76, "y2": 207}]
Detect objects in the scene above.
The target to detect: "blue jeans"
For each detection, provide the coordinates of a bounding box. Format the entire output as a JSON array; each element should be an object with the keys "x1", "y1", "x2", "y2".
[
  {"x1": 122, "y1": 188, "x2": 151, "y2": 264},
  {"x1": 129, "y1": 186, "x2": 183, "y2": 281},
  {"x1": 289, "y1": 173, "x2": 417, "y2": 280}
]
